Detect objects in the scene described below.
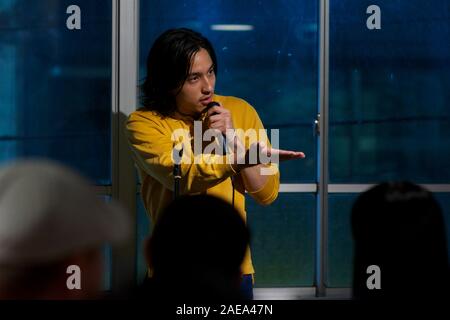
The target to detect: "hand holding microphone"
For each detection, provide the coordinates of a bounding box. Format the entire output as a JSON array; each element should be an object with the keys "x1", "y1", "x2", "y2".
[
  {"x1": 204, "y1": 101, "x2": 234, "y2": 155},
  {"x1": 204, "y1": 101, "x2": 234, "y2": 134},
  {"x1": 204, "y1": 101, "x2": 306, "y2": 170}
]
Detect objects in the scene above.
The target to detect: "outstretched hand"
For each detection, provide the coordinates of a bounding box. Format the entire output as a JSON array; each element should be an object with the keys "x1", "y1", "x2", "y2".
[
  {"x1": 230, "y1": 139, "x2": 305, "y2": 173},
  {"x1": 258, "y1": 142, "x2": 305, "y2": 162}
]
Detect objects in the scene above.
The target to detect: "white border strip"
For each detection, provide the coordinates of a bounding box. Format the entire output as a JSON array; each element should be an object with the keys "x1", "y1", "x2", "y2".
[
  {"x1": 279, "y1": 184, "x2": 317, "y2": 192},
  {"x1": 422, "y1": 184, "x2": 450, "y2": 192},
  {"x1": 99, "y1": 184, "x2": 450, "y2": 195},
  {"x1": 328, "y1": 184, "x2": 374, "y2": 193},
  {"x1": 254, "y1": 287, "x2": 316, "y2": 300},
  {"x1": 328, "y1": 184, "x2": 450, "y2": 193}
]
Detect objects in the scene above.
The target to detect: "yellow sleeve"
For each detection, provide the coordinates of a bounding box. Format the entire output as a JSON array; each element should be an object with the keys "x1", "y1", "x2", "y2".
[
  {"x1": 125, "y1": 112, "x2": 235, "y2": 194},
  {"x1": 242, "y1": 103, "x2": 280, "y2": 206},
  {"x1": 247, "y1": 167, "x2": 280, "y2": 205}
]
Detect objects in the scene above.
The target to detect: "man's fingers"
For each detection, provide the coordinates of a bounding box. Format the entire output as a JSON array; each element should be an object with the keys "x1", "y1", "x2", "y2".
[
  {"x1": 284, "y1": 151, "x2": 305, "y2": 158},
  {"x1": 245, "y1": 142, "x2": 305, "y2": 165},
  {"x1": 279, "y1": 150, "x2": 305, "y2": 158},
  {"x1": 208, "y1": 114, "x2": 222, "y2": 123},
  {"x1": 207, "y1": 106, "x2": 223, "y2": 117},
  {"x1": 261, "y1": 146, "x2": 305, "y2": 161}
]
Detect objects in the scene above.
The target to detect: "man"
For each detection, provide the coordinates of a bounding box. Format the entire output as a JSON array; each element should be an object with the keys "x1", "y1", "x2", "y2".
[
  {"x1": 126, "y1": 28, "x2": 305, "y2": 298},
  {"x1": 0, "y1": 159, "x2": 131, "y2": 299}
]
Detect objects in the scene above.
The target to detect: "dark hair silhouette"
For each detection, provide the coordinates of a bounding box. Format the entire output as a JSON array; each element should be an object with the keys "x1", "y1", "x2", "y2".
[
  {"x1": 351, "y1": 181, "x2": 449, "y2": 300},
  {"x1": 146, "y1": 195, "x2": 249, "y2": 300},
  {"x1": 140, "y1": 28, "x2": 218, "y2": 116}
]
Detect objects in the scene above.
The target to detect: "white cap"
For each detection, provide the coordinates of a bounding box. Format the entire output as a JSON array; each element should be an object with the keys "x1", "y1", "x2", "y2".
[{"x1": 0, "y1": 159, "x2": 132, "y2": 266}]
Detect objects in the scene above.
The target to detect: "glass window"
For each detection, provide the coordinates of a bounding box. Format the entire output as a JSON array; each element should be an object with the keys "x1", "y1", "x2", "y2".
[
  {"x1": 101, "y1": 196, "x2": 114, "y2": 291},
  {"x1": 327, "y1": 191, "x2": 450, "y2": 288},
  {"x1": 136, "y1": 193, "x2": 316, "y2": 288},
  {"x1": 139, "y1": 0, "x2": 318, "y2": 183},
  {"x1": 246, "y1": 194, "x2": 315, "y2": 287},
  {"x1": 137, "y1": 194, "x2": 152, "y2": 284},
  {"x1": 102, "y1": 244, "x2": 112, "y2": 291},
  {"x1": 0, "y1": 1, "x2": 112, "y2": 184},
  {"x1": 138, "y1": 0, "x2": 319, "y2": 288},
  {"x1": 329, "y1": 0, "x2": 450, "y2": 183},
  {"x1": 327, "y1": 193, "x2": 358, "y2": 288},
  {"x1": 433, "y1": 194, "x2": 450, "y2": 260}
]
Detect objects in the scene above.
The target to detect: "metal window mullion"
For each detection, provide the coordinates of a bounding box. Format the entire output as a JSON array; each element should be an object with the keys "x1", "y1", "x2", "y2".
[
  {"x1": 317, "y1": 0, "x2": 330, "y2": 298},
  {"x1": 110, "y1": 0, "x2": 139, "y2": 293},
  {"x1": 279, "y1": 184, "x2": 317, "y2": 193},
  {"x1": 327, "y1": 184, "x2": 450, "y2": 193},
  {"x1": 328, "y1": 184, "x2": 374, "y2": 193}
]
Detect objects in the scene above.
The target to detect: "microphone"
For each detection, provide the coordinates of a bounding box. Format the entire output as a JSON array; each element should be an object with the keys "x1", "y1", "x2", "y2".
[
  {"x1": 205, "y1": 101, "x2": 221, "y2": 113},
  {"x1": 173, "y1": 144, "x2": 183, "y2": 199},
  {"x1": 205, "y1": 101, "x2": 227, "y2": 155},
  {"x1": 206, "y1": 102, "x2": 236, "y2": 208}
]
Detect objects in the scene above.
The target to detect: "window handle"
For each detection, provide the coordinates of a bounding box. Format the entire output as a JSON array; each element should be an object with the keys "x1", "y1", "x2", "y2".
[{"x1": 314, "y1": 113, "x2": 320, "y2": 136}]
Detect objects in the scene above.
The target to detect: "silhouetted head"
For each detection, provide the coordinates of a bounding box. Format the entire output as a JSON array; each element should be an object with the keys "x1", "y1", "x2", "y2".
[
  {"x1": 146, "y1": 195, "x2": 249, "y2": 300},
  {"x1": 351, "y1": 181, "x2": 449, "y2": 300},
  {"x1": 0, "y1": 159, "x2": 131, "y2": 299}
]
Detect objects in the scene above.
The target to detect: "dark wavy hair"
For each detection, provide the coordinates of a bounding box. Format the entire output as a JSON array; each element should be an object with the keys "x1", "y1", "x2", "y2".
[{"x1": 140, "y1": 28, "x2": 218, "y2": 116}]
